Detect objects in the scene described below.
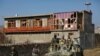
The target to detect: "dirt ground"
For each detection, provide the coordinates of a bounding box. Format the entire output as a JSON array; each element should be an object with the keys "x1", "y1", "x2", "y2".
[{"x1": 83, "y1": 48, "x2": 100, "y2": 56}]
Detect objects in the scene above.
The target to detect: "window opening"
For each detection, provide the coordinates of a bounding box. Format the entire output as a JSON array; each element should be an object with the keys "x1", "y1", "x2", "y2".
[
  {"x1": 33, "y1": 19, "x2": 42, "y2": 27},
  {"x1": 70, "y1": 19, "x2": 75, "y2": 23},
  {"x1": 8, "y1": 20, "x2": 16, "y2": 28},
  {"x1": 20, "y1": 20, "x2": 27, "y2": 27},
  {"x1": 71, "y1": 14, "x2": 74, "y2": 18},
  {"x1": 74, "y1": 12, "x2": 76, "y2": 17},
  {"x1": 68, "y1": 18, "x2": 71, "y2": 24},
  {"x1": 68, "y1": 24, "x2": 70, "y2": 28}
]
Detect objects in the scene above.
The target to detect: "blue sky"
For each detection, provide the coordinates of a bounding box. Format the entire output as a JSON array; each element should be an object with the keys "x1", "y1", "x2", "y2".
[{"x1": 0, "y1": 0, "x2": 100, "y2": 26}]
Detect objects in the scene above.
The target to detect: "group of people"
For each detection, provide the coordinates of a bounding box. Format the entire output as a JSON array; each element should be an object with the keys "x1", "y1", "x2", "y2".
[
  {"x1": 50, "y1": 33, "x2": 80, "y2": 53},
  {"x1": 50, "y1": 34, "x2": 73, "y2": 52}
]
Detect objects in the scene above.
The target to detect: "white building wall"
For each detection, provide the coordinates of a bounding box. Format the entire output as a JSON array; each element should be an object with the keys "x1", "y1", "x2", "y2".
[
  {"x1": 16, "y1": 20, "x2": 20, "y2": 27},
  {"x1": 4, "y1": 21, "x2": 8, "y2": 28}
]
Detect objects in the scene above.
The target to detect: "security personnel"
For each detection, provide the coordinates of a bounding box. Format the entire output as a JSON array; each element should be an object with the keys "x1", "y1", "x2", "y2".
[
  {"x1": 52, "y1": 34, "x2": 59, "y2": 44},
  {"x1": 51, "y1": 34, "x2": 59, "y2": 51},
  {"x1": 66, "y1": 35, "x2": 73, "y2": 51},
  {"x1": 59, "y1": 36, "x2": 66, "y2": 45},
  {"x1": 49, "y1": 44, "x2": 53, "y2": 52}
]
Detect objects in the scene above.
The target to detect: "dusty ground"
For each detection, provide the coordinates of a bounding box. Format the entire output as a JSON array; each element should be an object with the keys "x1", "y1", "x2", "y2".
[{"x1": 83, "y1": 48, "x2": 100, "y2": 56}]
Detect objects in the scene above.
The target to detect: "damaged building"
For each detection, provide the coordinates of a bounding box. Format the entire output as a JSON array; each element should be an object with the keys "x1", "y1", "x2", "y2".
[{"x1": 0, "y1": 10, "x2": 95, "y2": 56}]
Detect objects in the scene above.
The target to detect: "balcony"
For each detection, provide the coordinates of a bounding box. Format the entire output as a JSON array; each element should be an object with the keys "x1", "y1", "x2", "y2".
[{"x1": 4, "y1": 26, "x2": 54, "y2": 33}]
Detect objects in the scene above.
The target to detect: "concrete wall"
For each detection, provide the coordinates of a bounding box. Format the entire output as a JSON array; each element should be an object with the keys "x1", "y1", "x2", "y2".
[
  {"x1": 79, "y1": 11, "x2": 95, "y2": 49},
  {"x1": 80, "y1": 32, "x2": 95, "y2": 49},
  {"x1": 6, "y1": 32, "x2": 52, "y2": 44},
  {"x1": 5, "y1": 31, "x2": 80, "y2": 44}
]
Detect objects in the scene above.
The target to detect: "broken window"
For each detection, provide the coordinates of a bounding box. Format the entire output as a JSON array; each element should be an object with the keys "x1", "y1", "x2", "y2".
[
  {"x1": 68, "y1": 18, "x2": 71, "y2": 24},
  {"x1": 8, "y1": 20, "x2": 16, "y2": 28},
  {"x1": 71, "y1": 12, "x2": 76, "y2": 18},
  {"x1": 20, "y1": 20, "x2": 27, "y2": 27},
  {"x1": 68, "y1": 18, "x2": 76, "y2": 24},
  {"x1": 55, "y1": 19, "x2": 59, "y2": 25},
  {"x1": 68, "y1": 24, "x2": 70, "y2": 27},
  {"x1": 54, "y1": 19, "x2": 59, "y2": 29},
  {"x1": 70, "y1": 19, "x2": 75, "y2": 23},
  {"x1": 74, "y1": 12, "x2": 76, "y2": 17},
  {"x1": 71, "y1": 14, "x2": 74, "y2": 18},
  {"x1": 33, "y1": 19, "x2": 42, "y2": 27}
]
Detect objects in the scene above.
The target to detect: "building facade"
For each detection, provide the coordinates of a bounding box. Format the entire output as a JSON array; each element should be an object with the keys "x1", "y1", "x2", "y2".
[{"x1": 4, "y1": 10, "x2": 94, "y2": 49}]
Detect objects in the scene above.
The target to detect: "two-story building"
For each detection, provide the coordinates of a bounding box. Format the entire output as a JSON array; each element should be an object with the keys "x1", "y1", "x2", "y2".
[
  {"x1": 4, "y1": 10, "x2": 94, "y2": 49},
  {"x1": 4, "y1": 10, "x2": 94, "y2": 52}
]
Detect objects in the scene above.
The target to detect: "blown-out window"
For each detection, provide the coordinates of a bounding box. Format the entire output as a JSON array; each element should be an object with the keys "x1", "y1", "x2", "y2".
[
  {"x1": 8, "y1": 20, "x2": 16, "y2": 28},
  {"x1": 68, "y1": 18, "x2": 76, "y2": 24}
]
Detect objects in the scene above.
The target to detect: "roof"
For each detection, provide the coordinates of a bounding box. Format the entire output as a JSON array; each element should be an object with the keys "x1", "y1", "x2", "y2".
[
  {"x1": 4, "y1": 10, "x2": 91, "y2": 19},
  {"x1": 4, "y1": 13, "x2": 53, "y2": 19},
  {"x1": 4, "y1": 11, "x2": 77, "y2": 19}
]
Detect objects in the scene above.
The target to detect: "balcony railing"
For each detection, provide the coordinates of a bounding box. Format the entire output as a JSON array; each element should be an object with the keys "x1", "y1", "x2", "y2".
[{"x1": 4, "y1": 26, "x2": 54, "y2": 33}]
